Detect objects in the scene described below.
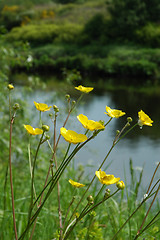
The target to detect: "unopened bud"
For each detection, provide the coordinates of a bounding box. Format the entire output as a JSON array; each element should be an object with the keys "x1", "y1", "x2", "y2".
[
  {"x1": 7, "y1": 84, "x2": 14, "y2": 90},
  {"x1": 127, "y1": 117, "x2": 132, "y2": 123},
  {"x1": 89, "y1": 211, "x2": 96, "y2": 217},
  {"x1": 116, "y1": 181, "x2": 125, "y2": 190},
  {"x1": 42, "y1": 125, "x2": 50, "y2": 132},
  {"x1": 13, "y1": 103, "x2": 20, "y2": 110},
  {"x1": 49, "y1": 113, "x2": 53, "y2": 118},
  {"x1": 53, "y1": 105, "x2": 59, "y2": 112},
  {"x1": 65, "y1": 94, "x2": 70, "y2": 100},
  {"x1": 87, "y1": 195, "x2": 94, "y2": 205},
  {"x1": 99, "y1": 120, "x2": 104, "y2": 125},
  {"x1": 116, "y1": 130, "x2": 120, "y2": 135},
  {"x1": 104, "y1": 188, "x2": 110, "y2": 199},
  {"x1": 72, "y1": 100, "x2": 76, "y2": 106},
  {"x1": 45, "y1": 135, "x2": 50, "y2": 140}
]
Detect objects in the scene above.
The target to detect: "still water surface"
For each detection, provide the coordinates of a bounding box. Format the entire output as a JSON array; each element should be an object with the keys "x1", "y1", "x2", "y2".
[{"x1": 14, "y1": 81, "x2": 160, "y2": 190}]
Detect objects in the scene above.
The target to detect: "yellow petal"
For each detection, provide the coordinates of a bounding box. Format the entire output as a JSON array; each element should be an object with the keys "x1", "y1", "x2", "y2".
[
  {"x1": 104, "y1": 106, "x2": 125, "y2": 118},
  {"x1": 77, "y1": 114, "x2": 105, "y2": 131},
  {"x1": 138, "y1": 110, "x2": 153, "y2": 127},
  {"x1": 34, "y1": 101, "x2": 52, "y2": 112},
  {"x1": 75, "y1": 85, "x2": 94, "y2": 93},
  {"x1": 95, "y1": 169, "x2": 120, "y2": 185},
  {"x1": 60, "y1": 127, "x2": 88, "y2": 144},
  {"x1": 24, "y1": 125, "x2": 43, "y2": 135},
  {"x1": 69, "y1": 179, "x2": 85, "y2": 188}
]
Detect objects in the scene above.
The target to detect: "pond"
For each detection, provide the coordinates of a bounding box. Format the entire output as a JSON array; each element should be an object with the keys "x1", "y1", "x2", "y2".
[{"x1": 13, "y1": 75, "x2": 160, "y2": 191}]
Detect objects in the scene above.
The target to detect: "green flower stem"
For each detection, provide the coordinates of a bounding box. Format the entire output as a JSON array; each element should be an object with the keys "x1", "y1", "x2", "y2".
[
  {"x1": 135, "y1": 183, "x2": 160, "y2": 239},
  {"x1": 63, "y1": 196, "x2": 76, "y2": 228},
  {"x1": 135, "y1": 210, "x2": 160, "y2": 239},
  {"x1": 63, "y1": 189, "x2": 120, "y2": 240},
  {"x1": 9, "y1": 114, "x2": 18, "y2": 240},
  {"x1": 115, "y1": 123, "x2": 138, "y2": 145},
  {"x1": 111, "y1": 191, "x2": 154, "y2": 240},
  {"x1": 104, "y1": 117, "x2": 112, "y2": 127},
  {"x1": 65, "y1": 121, "x2": 138, "y2": 234},
  {"x1": 28, "y1": 140, "x2": 37, "y2": 205},
  {"x1": 27, "y1": 132, "x2": 45, "y2": 224},
  {"x1": 146, "y1": 162, "x2": 160, "y2": 195},
  {"x1": 19, "y1": 135, "x2": 94, "y2": 240}
]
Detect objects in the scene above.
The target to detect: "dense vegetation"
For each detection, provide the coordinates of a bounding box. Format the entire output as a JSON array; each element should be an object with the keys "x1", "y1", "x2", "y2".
[{"x1": 0, "y1": 0, "x2": 160, "y2": 87}]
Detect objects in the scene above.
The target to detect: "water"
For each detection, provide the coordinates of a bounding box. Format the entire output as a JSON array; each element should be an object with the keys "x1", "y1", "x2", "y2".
[{"x1": 14, "y1": 79, "x2": 160, "y2": 190}]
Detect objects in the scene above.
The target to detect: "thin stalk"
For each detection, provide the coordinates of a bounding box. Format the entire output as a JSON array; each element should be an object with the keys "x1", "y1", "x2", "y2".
[
  {"x1": 135, "y1": 184, "x2": 160, "y2": 238},
  {"x1": 146, "y1": 161, "x2": 160, "y2": 195},
  {"x1": 63, "y1": 189, "x2": 119, "y2": 240},
  {"x1": 135, "y1": 210, "x2": 160, "y2": 239},
  {"x1": 28, "y1": 141, "x2": 37, "y2": 204},
  {"x1": 28, "y1": 132, "x2": 44, "y2": 223},
  {"x1": 9, "y1": 113, "x2": 18, "y2": 240},
  {"x1": 111, "y1": 192, "x2": 154, "y2": 240},
  {"x1": 19, "y1": 135, "x2": 94, "y2": 240},
  {"x1": 53, "y1": 114, "x2": 63, "y2": 239},
  {"x1": 63, "y1": 196, "x2": 76, "y2": 228},
  {"x1": 64, "y1": 119, "x2": 135, "y2": 230}
]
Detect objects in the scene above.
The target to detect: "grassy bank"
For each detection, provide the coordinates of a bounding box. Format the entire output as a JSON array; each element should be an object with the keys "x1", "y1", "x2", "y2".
[{"x1": 1, "y1": 0, "x2": 160, "y2": 89}]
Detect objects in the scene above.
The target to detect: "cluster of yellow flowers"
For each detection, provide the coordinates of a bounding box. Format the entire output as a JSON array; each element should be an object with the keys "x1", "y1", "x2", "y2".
[{"x1": 21, "y1": 84, "x2": 153, "y2": 190}]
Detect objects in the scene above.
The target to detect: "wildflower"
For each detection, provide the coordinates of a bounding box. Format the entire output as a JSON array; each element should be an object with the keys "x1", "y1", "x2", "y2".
[
  {"x1": 116, "y1": 181, "x2": 125, "y2": 190},
  {"x1": 77, "y1": 114, "x2": 105, "y2": 131},
  {"x1": 104, "y1": 106, "x2": 125, "y2": 118},
  {"x1": 34, "y1": 101, "x2": 52, "y2": 112},
  {"x1": 95, "y1": 169, "x2": 120, "y2": 185},
  {"x1": 138, "y1": 110, "x2": 153, "y2": 127},
  {"x1": 75, "y1": 85, "x2": 94, "y2": 93},
  {"x1": 24, "y1": 125, "x2": 43, "y2": 135},
  {"x1": 7, "y1": 84, "x2": 14, "y2": 90},
  {"x1": 60, "y1": 127, "x2": 87, "y2": 144},
  {"x1": 69, "y1": 179, "x2": 85, "y2": 188}
]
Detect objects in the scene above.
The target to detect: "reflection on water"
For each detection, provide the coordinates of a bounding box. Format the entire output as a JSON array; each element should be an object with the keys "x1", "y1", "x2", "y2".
[{"x1": 14, "y1": 82, "x2": 160, "y2": 190}]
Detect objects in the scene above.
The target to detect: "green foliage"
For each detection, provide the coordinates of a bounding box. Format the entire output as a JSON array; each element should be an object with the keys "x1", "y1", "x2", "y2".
[
  {"x1": 6, "y1": 23, "x2": 82, "y2": 45},
  {"x1": 136, "y1": 23, "x2": 160, "y2": 47}
]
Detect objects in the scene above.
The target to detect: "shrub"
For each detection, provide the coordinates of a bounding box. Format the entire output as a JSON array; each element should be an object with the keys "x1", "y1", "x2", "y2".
[
  {"x1": 6, "y1": 23, "x2": 82, "y2": 45},
  {"x1": 136, "y1": 23, "x2": 160, "y2": 47}
]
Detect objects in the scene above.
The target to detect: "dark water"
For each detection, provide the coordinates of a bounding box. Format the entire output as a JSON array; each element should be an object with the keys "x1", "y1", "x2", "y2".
[{"x1": 14, "y1": 79, "x2": 160, "y2": 190}]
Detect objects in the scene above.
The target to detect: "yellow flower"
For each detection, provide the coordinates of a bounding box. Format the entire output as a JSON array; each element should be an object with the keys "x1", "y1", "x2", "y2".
[
  {"x1": 69, "y1": 179, "x2": 85, "y2": 188},
  {"x1": 116, "y1": 181, "x2": 125, "y2": 190},
  {"x1": 7, "y1": 84, "x2": 14, "y2": 90},
  {"x1": 75, "y1": 85, "x2": 94, "y2": 93},
  {"x1": 60, "y1": 127, "x2": 88, "y2": 144},
  {"x1": 24, "y1": 125, "x2": 43, "y2": 135},
  {"x1": 138, "y1": 110, "x2": 153, "y2": 127},
  {"x1": 34, "y1": 101, "x2": 52, "y2": 112},
  {"x1": 95, "y1": 169, "x2": 120, "y2": 185},
  {"x1": 104, "y1": 106, "x2": 126, "y2": 118},
  {"x1": 77, "y1": 114, "x2": 105, "y2": 131}
]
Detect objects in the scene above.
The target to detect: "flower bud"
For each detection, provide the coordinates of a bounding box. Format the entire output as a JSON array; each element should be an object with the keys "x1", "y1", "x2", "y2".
[
  {"x1": 71, "y1": 100, "x2": 76, "y2": 107},
  {"x1": 89, "y1": 211, "x2": 96, "y2": 217},
  {"x1": 65, "y1": 94, "x2": 70, "y2": 100},
  {"x1": 116, "y1": 130, "x2": 120, "y2": 135},
  {"x1": 104, "y1": 188, "x2": 110, "y2": 199},
  {"x1": 127, "y1": 117, "x2": 133, "y2": 123},
  {"x1": 49, "y1": 113, "x2": 53, "y2": 118},
  {"x1": 116, "y1": 181, "x2": 125, "y2": 190},
  {"x1": 13, "y1": 103, "x2": 20, "y2": 110},
  {"x1": 87, "y1": 195, "x2": 94, "y2": 205},
  {"x1": 42, "y1": 125, "x2": 50, "y2": 132},
  {"x1": 7, "y1": 84, "x2": 14, "y2": 90},
  {"x1": 53, "y1": 105, "x2": 59, "y2": 112},
  {"x1": 45, "y1": 135, "x2": 50, "y2": 140},
  {"x1": 99, "y1": 120, "x2": 104, "y2": 125}
]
